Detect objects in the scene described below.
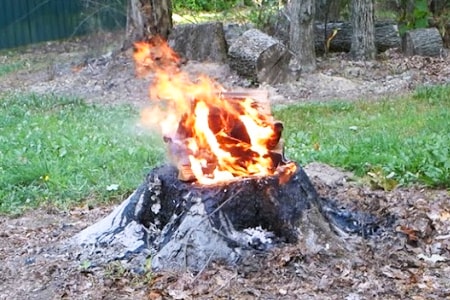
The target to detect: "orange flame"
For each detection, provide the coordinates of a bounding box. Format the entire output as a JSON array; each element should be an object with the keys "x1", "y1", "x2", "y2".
[{"x1": 134, "y1": 37, "x2": 294, "y2": 184}]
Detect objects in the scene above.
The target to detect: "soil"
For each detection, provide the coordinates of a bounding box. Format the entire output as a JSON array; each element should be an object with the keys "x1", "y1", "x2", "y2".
[{"x1": 1, "y1": 32, "x2": 449, "y2": 299}]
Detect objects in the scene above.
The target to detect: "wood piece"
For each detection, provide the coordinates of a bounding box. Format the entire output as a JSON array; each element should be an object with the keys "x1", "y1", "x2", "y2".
[
  {"x1": 72, "y1": 163, "x2": 375, "y2": 272},
  {"x1": 168, "y1": 22, "x2": 228, "y2": 63},
  {"x1": 271, "y1": 14, "x2": 401, "y2": 53},
  {"x1": 228, "y1": 29, "x2": 292, "y2": 84},
  {"x1": 402, "y1": 27, "x2": 444, "y2": 57},
  {"x1": 173, "y1": 90, "x2": 282, "y2": 182}
]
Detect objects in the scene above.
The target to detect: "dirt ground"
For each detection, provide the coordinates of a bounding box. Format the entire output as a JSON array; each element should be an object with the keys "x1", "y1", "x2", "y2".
[{"x1": 1, "y1": 32, "x2": 450, "y2": 299}]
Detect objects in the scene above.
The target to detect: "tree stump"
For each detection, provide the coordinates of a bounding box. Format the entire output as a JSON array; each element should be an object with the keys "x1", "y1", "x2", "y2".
[
  {"x1": 168, "y1": 22, "x2": 228, "y2": 63},
  {"x1": 228, "y1": 29, "x2": 292, "y2": 85},
  {"x1": 71, "y1": 162, "x2": 374, "y2": 272},
  {"x1": 402, "y1": 28, "x2": 444, "y2": 57}
]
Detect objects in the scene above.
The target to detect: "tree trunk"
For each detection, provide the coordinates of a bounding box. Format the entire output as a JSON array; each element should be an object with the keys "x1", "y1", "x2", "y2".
[
  {"x1": 350, "y1": 0, "x2": 376, "y2": 60},
  {"x1": 228, "y1": 29, "x2": 292, "y2": 84},
  {"x1": 289, "y1": 0, "x2": 316, "y2": 73},
  {"x1": 270, "y1": 14, "x2": 400, "y2": 53},
  {"x1": 316, "y1": 0, "x2": 342, "y2": 22},
  {"x1": 402, "y1": 27, "x2": 444, "y2": 57},
  {"x1": 70, "y1": 162, "x2": 385, "y2": 272},
  {"x1": 123, "y1": 0, "x2": 173, "y2": 49},
  {"x1": 314, "y1": 21, "x2": 400, "y2": 53}
]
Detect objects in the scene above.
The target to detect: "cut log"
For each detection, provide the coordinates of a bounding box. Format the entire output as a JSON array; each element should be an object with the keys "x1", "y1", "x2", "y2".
[
  {"x1": 315, "y1": 21, "x2": 401, "y2": 53},
  {"x1": 168, "y1": 22, "x2": 228, "y2": 63},
  {"x1": 228, "y1": 29, "x2": 292, "y2": 85},
  {"x1": 271, "y1": 13, "x2": 401, "y2": 53},
  {"x1": 402, "y1": 27, "x2": 444, "y2": 57},
  {"x1": 70, "y1": 162, "x2": 386, "y2": 273}
]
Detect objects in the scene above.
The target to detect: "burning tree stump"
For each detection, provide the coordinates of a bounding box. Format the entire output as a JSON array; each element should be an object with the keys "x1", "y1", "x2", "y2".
[
  {"x1": 72, "y1": 162, "x2": 350, "y2": 272},
  {"x1": 70, "y1": 36, "x2": 386, "y2": 273}
]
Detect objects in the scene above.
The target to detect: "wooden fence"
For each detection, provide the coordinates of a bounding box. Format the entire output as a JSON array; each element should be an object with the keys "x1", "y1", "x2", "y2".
[{"x1": 0, "y1": 0, "x2": 126, "y2": 49}]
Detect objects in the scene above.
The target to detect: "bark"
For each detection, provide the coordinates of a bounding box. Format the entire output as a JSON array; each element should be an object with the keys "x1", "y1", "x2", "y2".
[
  {"x1": 350, "y1": 0, "x2": 376, "y2": 60},
  {"x1": 228, "y1": 29, "x2": 292, "y2": 84},
  {"x1": 316, "y1": 0, "x2": 342, "y2": 22},
  {"x1": 123, "y1": 0, "x2": 173, "y2": 49},
  {"x1": 429, "y1": 0, "x2": 448, "y2": 15},
  {"x1": 314, "y1": 21, "x2": 400, "y2": 53},
  {"x1": 270, "y1": 14, "x2": 400, "y2": 53},
  {"x1": 289, "y1": 0, "x2": 316, "y2": 73},
  {"x1": 168, "y1": 22, "x2": 228, "y2": 63},
  {"x1": 402, "y1": 27, "x2": 444, "y2": 57},
  {"x1": 71, "y1": 163, "x2": 386, "y2": 272}
]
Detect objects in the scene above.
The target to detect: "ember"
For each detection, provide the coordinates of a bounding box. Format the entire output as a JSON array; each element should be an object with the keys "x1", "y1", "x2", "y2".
[{"x1": 134, "y1": 37, "x2": 296, "y2": 184}]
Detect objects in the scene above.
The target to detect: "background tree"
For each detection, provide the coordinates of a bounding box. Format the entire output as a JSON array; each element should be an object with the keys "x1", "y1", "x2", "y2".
[
  {"x1": 350, "y1": 0, "x2": 376, "y2": 60},
  {"x1": 289, "y1": 0, "x2": 316, "y2": 73},
  {"x1": 315, "y1": 0, "x2": 343, "y2": 22},
  {"x1": 124, "y1": 0, "x2": 173, "y2": 49}
]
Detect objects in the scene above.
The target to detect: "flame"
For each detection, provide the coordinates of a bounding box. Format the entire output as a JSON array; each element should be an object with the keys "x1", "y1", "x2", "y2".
[{"x1": 134, "y1": 37, "x2": 294, "y2": 184}]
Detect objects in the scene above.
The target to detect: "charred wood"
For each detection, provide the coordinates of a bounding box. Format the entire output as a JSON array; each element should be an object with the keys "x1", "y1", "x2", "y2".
[{"x1": 71, "y1": 163, "x2": 388, "y2": 273}]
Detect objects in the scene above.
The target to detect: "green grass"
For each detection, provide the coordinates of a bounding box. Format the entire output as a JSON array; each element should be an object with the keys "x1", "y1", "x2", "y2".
[
  {"x1": 1, "y1": 85, "x2": 449, "y2": 215},
  {"x1": 0, "y1": 61, "x2": 25, "y2": 77},
  {"x1": 0, "y1": 93, "x2": 165, "y2": 215},
  {"x1": 274, "y1": 84, "x2": 450, "y2": 188}
]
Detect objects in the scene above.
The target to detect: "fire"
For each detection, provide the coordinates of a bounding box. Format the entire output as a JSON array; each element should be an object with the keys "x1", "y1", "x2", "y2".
[{"x1": 134, "y1": 37, "x2": 295, "y2": 184}]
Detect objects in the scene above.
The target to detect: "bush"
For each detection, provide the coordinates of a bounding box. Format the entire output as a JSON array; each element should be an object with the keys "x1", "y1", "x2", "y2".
[{"x1": 173, "y1": 0, "x2": 239, "y2": 12}]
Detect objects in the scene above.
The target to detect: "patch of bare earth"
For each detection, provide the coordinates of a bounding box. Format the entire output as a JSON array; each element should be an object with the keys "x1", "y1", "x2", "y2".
[{"x1": 1, "y1": 34, "x2": 450, "y2": 299}]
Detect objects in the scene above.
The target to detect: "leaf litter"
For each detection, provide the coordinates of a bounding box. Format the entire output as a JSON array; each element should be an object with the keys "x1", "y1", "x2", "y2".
[{"x1": 1, "y1": 34, "x2": 450, "y2": 299}]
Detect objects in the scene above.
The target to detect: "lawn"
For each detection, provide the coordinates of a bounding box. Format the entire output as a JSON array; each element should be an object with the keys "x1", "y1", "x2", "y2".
[
  {"x1": 275, "y1": 84, "x2": 450, "y2": 189},
  {"x1": 0, "y1": 93, "x2": 164, "y2": 214},
  {"x1": 1, "y1": 85, "x2": 449, "y2": 214}
]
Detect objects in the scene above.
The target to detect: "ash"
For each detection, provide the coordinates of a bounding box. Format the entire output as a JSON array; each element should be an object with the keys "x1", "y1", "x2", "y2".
[{"x1": 242, "y1": 226, "x2": 275, "y2": 250}]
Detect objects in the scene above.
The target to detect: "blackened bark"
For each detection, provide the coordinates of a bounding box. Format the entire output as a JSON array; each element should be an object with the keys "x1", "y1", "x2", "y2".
[
  {"x1": 350, "y1": 0, "x2": 376, "y2": 60},
  {"x1": 71, "y1": 163, "x2": 353, "y2": 272},
  {"x1": 71, "y1": 162, "x2": 389, "y2": 272},
  {"x1": 289, "y1": 0, "x2": 316, "y2": 72}
]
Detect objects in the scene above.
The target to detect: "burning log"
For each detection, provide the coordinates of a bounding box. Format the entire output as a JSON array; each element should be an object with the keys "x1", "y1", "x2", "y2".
[{"x1": 228, "y1": 29, "x2": 293, "y2": 84}]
